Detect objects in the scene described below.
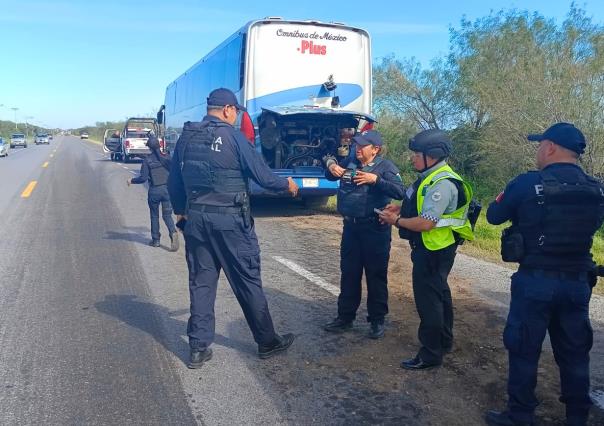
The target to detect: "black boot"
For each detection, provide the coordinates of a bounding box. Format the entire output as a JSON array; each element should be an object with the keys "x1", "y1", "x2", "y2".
[
  {"x1": 170, "y1": 232, "x2": 179, "y2": 252},
  {"x1": 188, "y1": 348, "x2": 213, "y2": 369},
  {"x1": 400, "y1": 355, "x2": 441, "y2": 371},
  {"x1": 323, "y1": 317, "x2": 353, "y2": 333},
  {"x1": 258, "y1": 333, "x2": 295, "y2": 359},
  {"x1": 149, "y1": 239, "x2": 160, "y2": 247},
  {"x1": 368, "y1": 322, "x2": 385, "y2": 339}
]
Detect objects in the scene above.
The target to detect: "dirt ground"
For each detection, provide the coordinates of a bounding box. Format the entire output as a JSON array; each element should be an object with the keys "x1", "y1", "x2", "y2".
[{"x1": 272, "y1": 210, "x2": 604, "y2": 426}]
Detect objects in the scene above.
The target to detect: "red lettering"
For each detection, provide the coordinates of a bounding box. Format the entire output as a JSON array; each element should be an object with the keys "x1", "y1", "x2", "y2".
[
  {"x1": 299, "y1": 40, "x2": 327, "y2": 55},
  {"x1": 301, "y1": 40, "x2": 310, "y2": 53}
]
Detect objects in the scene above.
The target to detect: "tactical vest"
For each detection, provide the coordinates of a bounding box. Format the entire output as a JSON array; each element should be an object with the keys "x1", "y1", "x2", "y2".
[
  {"x1": 179, "y1": 121, "x2": 247, "y2": 207},
  {"x1": 337, "y1": 157, "x2": 391, "y2": 218},
  {"x1": 400, "y1": 164, "x2": 474, "y2": 251},
  {"x1": 148, "y1": 156, "x2": 169, "y2": 187},
  {"x1": 518, "y1": 169, "x2": 604, "y2": 270}
]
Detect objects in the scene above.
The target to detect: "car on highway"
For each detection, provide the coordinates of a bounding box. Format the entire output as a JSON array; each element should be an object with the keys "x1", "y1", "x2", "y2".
[
  {"x1": 10, "y1": 133, "x2": 27, "y2": 148},
  {"x1": 35, "y1": 133, "x2": 50, "y2": 145},
  {"x1": 80, "y1": 132, "x2": 89, "y2": 139},
  {"x1": 0, "y1": 137, "x2": 9, "y2": 157}
]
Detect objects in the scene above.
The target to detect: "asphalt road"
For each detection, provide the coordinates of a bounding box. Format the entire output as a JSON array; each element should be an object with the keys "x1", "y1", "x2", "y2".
[
  {"x1": 1, "y1": 136, "x2": 603, "y2": 425},
  {"x1": 0, "y1": 137, "x2": 195, "y2": 425}
]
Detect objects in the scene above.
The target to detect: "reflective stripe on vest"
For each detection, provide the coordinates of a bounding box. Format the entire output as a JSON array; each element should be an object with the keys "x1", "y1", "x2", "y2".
[{"x1": 416, "y1": 164, "x2": 474, "y2": 250}]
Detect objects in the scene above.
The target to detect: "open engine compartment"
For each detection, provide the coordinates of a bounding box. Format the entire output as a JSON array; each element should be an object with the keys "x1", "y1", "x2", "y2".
[{"x1": 257, "y1": 109, "x2": 368, "y2": 169}]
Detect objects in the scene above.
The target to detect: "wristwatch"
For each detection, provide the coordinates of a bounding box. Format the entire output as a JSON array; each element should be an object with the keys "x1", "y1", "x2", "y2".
[{"x1": 395, "y1": 216, "x2": 403, "y2": 229}]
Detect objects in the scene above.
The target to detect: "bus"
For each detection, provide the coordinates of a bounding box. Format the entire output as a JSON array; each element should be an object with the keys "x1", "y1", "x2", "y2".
[{"x1": 159, "y1": 17, "x2": 374, "y2": 200}]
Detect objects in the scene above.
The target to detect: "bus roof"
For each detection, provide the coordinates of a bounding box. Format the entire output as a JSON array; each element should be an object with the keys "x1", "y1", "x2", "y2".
[{"x1": 166, "y1": 18, "x2": 369, "y2": 90}]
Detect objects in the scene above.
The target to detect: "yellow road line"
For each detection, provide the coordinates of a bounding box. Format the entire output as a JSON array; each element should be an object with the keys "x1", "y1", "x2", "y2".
[
  {"x1": 21, "y1": 181, "x2": 38, "y2": 198},
  {"x1": 42, "y1": 162, "x2": 49, "y2": 168}
]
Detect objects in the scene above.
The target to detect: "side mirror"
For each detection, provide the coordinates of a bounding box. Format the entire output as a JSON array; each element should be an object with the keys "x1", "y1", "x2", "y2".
[{"x1": 156, "y1": 105, "x2": 165, "y2": 125}]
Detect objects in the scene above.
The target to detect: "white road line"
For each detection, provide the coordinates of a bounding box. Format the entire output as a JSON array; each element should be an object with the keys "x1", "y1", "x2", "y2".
[{"x1": 273, "y1": 256, "x2": 339, "y2": 296}]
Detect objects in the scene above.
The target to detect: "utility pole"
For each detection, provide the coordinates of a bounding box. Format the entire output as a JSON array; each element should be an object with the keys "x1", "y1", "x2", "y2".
[
  {"x1": 25, "y1": 116, "x2": 34, "y2": 139},
  {"x1": 11, "y1": 107, "x2": 18, "y2": 130}
]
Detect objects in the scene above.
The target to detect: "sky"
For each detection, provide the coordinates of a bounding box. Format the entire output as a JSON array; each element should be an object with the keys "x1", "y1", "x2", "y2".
[{"x1": 1, "y1": 0, "x2": 603, "y2": 129}]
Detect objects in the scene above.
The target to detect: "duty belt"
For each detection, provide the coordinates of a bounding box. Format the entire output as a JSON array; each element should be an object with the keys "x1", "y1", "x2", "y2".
[
  {"x1": 519, "y1": 267, "x2": 588, "y2": 281},
  {"x1": 343, "y1": 216, "x2": 377, "y2": 224},
  {"x1": 188, "y1": 204, "x2": 243, "y2": 214}
]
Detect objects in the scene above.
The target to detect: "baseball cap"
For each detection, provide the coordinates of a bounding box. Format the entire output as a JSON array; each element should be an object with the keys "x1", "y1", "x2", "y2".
[
  {"x1": 527, "y1": 122, "x2": 586, "y2": 155},
  {"x1": 352, "y1": 130, "x2": 383, "y2": 146},
  {"x1": 207, "y1": 88, "x2": 247, "y2": 112}
]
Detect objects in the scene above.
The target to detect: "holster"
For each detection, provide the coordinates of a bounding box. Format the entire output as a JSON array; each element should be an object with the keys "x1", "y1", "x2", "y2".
[
  {"x1": 501, "y1": 227, "x2": 525, "y2": 262},
  {"x1": 235, "y1": 192, "x2": 251, "y2": 228}
]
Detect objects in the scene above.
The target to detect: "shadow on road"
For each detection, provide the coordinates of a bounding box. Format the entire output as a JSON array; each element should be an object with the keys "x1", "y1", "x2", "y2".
[
  {"x1": 104, "y1": 226, "x2": 150, "y2": 246},
  {"x1": 94, "y1": 294, "x2": 253, "y2": 365}
]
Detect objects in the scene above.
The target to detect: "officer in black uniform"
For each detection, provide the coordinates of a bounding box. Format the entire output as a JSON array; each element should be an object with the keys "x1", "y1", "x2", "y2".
[
  {"x1": 128, "y1": 134, "x2": 179, "y2": 251},
  {"x1": 168, "y1": 88, "x2": 300, "y2": 369},
  {"x1": 485, "y1": 123, "x2": 604, "y2": 426},
  {"x1": 322, "y1": 130, "x2": 405, "y2": 339}
]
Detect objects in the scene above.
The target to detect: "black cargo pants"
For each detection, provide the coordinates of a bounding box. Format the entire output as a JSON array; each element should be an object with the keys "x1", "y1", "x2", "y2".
[
  {"x1": 183, "y1": 211, "x2": 277, "y2": 351},
  {"x1": 410, "y1": 243, "x2": 457, "y2": 365}
]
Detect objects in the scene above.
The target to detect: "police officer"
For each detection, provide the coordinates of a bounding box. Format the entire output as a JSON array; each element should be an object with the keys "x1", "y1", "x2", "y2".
[
  {"x1": 322, "y1": 130, "x2": 404, "y2": 339},
  {"x1": 379, "y1": 129, "x2": 474, "y2": 370},
  {"x1": 127, "y1": 134, "x2": 179, "y2": 251},
  {"x1": 485, "y1": 123, "x2": 604, "y2": 426},
  {"x1": 168, "y1": 88, "x2": 300, "y2": 369}
]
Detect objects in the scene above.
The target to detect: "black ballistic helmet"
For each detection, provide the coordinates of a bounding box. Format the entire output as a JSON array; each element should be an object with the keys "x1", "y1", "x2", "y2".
[{"x1": 409, "y1": 129, "x2": 452, "y2": 159}]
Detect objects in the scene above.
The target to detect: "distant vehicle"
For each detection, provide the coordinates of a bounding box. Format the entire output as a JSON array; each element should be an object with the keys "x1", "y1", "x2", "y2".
[
  {"x1": 160, "y1": 17, "x2": 373, "y2": 200},
  {"x1": 103, "y1": 118, "x2": 159, "y2": 162},
  {"x1": 80, "y1": 132, "x2": 89, "y2": 139},
  {"x1": 49, "y1": 134, "x2": 54, "y2": 140},
  {"x1": 0, "y1": 137, "x2": 9, "y2": 157},
  {"x1": 35, "y1": 133, "x2": 50, "y2": 145},
  {"x1": 10, "y1": 133, "x2": 27, "y2": 148}
]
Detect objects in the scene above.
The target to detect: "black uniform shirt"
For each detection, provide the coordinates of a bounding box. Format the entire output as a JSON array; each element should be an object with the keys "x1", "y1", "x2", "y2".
[
  {"x1": 168, "y1": 115, "x2": 289, "y2": 215},
  {"x1": 325, "y1": 156, "x2": 405, "y2": 201},
  {"x1": 487, "y1": 163, "x2": 603, "y2": 225},
  {"x1": 130, "y1": 156, "x2": 152, "y2": 185},
  {"x1": 487, "y1": 162, "x2": 604, "y2": 270}
]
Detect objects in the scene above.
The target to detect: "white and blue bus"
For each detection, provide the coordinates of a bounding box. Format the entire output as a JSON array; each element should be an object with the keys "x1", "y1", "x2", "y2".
[{"x1": 159, "y1": 17, "x2": 374, "y2": 200}]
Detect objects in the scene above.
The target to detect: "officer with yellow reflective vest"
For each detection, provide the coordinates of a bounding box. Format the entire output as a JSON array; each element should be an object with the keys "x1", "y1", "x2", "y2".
[{"x1": 379, "y1": 128, "x2": 474, "y2": 370}]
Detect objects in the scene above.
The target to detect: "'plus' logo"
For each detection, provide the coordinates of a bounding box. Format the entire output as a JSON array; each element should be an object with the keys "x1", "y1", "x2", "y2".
[{"x1": 298, "y1": 40, "x2": 327, "y2": 55}]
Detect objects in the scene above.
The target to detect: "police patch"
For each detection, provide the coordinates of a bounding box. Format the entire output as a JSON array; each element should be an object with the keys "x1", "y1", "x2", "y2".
[{"x1": 431, "y1": 191, "x2": 442, "y2": 202}]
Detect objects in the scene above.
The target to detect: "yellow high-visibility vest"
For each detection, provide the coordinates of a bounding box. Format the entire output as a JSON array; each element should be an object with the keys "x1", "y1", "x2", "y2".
[{"x1": 417, "y1": 164, "x2": 474, "y2": 250}]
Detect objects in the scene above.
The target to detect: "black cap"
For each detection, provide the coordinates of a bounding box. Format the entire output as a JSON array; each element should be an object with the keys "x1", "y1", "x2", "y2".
[
  {"x1": 527, "y1": 122, "x2": 586, "y2": 154},
  {"x1": 207, "y1": 88, "x2": 246, "y2": 112},
  {"x1": 352, "y1": 130, "x2": 383, "y2": 146}
]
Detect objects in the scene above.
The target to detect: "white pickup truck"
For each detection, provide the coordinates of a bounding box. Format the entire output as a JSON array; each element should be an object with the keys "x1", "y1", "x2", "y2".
[{"x1": 103, "y1": 118, "x2": 161, "y2": 162}]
